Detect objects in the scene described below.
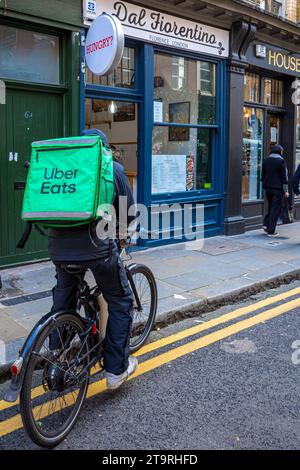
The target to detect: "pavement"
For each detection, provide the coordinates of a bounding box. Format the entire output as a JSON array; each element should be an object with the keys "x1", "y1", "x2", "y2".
[{"x1": 1, "y1": 222, "x2": 300, "y2": 372}]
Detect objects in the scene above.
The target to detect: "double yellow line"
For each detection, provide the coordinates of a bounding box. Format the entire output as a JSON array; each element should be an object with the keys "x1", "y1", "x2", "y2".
[{"x1": 1, "y1": 286, "x2": 300, "y2": 439}]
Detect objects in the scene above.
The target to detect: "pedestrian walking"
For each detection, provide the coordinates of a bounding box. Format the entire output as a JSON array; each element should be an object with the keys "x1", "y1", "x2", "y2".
[
  {"x1": 262, "y1": 144, "x2": 289, "y2": 236},
  {"x1": 292, "y1": 161, "x2": 300, "y2": 203}
]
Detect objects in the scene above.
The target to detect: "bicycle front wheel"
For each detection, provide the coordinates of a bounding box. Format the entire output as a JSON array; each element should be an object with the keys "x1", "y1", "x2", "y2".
[
  {"x1": 127, "y1": 264, "x2": 158, "y2": 353},
  {"x1": 20, "y1": 313, "x2": 90, "y2": 448}
]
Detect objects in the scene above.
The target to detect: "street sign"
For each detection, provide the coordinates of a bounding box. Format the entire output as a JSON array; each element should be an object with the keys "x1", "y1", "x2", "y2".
[{"x1": 85, "y1": 13, "x2": 124, "y2": 76}]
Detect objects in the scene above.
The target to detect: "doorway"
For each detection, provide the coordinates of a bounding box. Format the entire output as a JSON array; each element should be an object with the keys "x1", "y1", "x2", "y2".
[
  {"x1": 0, "y1": 88, "x2": 63, "y2": 266},
  {"x1": 85, "y1": 98, "x2": 138, "y2": 201},
  {"x1": 267, "y1": 113, "x2": 283, "y2": 154}
]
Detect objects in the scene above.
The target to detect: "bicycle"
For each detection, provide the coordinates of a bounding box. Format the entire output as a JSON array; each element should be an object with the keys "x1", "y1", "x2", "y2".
[{"x1": 4, "y1": 244, "x2": 157, "y2": 448}]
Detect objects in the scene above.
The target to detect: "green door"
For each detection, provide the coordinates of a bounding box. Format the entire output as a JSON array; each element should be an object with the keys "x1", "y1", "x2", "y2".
[{"x1": 0, "y1": 88, "x2": 63, "y2": 266}]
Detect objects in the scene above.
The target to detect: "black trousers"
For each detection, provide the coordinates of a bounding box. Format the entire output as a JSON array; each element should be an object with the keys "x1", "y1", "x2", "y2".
[
  {"x1": 51, "y1": 252, "x2": 133, "y2": 375},
  {"x1": 263, "y1": 189, "x2": 284, "y2": 234}
]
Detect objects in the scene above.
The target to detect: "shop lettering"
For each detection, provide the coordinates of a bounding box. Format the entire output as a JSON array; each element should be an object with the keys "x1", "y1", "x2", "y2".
[
  {"x1": 268, "y1": 50, "x2": 300, "y2": 73},
  {"x1": 114, "y1": 1, "x2": 146, "y2": 26},
  {"x1": 40, "y1": 168, "x2": 78, "y2": 194},
  {"x1": 150, "y1": 12, "x2": 216, "y2": 45},
  {"x1": 86, "y1": 35, "x2": 113, "y2": 55},
  {"x1": 113, "y1": 1, "x2": 216, "y2": 46}
]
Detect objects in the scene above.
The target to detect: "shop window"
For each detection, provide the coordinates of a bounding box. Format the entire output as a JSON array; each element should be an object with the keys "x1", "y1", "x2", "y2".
[
  {"x1": 87, "y1": 47, "x2": 135, "y2": 88},
  {"x1": 263, "y1": 77, "x2": 283, "y2": 107},
  {"x1": 244, "y1": 73, "x2": 260, "y2": 103},
  {"x1": 242, "y1": 107, "x2": 264, "y2": 201},
  {"x1": 0, "y1": 25, "x2": 60, "y2": 84},
  {"x1": 85, "y1": 98, "x2": 138, "y2": 199},
  {"x1": 154, "y1": 53, "x2": 216, "y2": 126},
  {"x1": 152, "y1": 126, "x2": 212, "y2": 193}
]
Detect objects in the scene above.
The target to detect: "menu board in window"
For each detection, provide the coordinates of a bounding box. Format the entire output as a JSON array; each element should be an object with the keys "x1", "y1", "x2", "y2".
[{"x1": 152, "y1": 155, "x2": 186, "y2": 194}]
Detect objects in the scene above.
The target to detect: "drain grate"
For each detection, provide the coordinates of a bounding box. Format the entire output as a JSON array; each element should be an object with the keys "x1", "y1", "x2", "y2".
[{"x1": 0, "y1": 290, "x2": 52, "y2": 307}]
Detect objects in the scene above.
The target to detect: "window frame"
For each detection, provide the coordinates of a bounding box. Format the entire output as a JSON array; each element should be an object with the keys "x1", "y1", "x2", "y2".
[
  {"x1": 82, "y1": 36, "x2": 227, "y2": 212},
  {"x1": 151, "y1": 48, "x2": 221, "y2": 199},
  {"x1": 244, "y1": 71, "x2": 285, "y2": 108},
  {"x1": 0, "y1": 21, "x2": 64, "y2": 87}
]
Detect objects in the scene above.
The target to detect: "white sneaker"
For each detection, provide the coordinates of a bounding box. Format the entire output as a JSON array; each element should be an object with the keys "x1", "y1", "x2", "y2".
[{"x1": 105, "y1": 356, "x2": 138, "y2": 390}]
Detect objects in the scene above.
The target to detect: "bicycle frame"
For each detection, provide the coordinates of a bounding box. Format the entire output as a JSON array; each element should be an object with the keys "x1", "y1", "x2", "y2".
[{"x1": 126, "y1": 264, "x2": 143, "y2": 311}]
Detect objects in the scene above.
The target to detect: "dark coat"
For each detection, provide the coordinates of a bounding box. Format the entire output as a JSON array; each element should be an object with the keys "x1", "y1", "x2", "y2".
[{"x1": 261, "y1": 153, "x2": 288, "y2": 192}]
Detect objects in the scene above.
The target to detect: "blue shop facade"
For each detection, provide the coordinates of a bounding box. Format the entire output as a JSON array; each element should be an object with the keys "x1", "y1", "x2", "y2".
[{"x1": 81, "y1": 0, "x2": 230, "y2": 248}]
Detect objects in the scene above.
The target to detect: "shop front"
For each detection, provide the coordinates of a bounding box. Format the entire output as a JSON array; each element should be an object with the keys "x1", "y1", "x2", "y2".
[
  {"x1": 0, "y1": 1, "x2": 81, "y2": 267},
  {"x1": 241, "y1": 42, "x2": 300, "y2": 230},
  {"x1": 82, "y1": 0, "x2": 229, "y2": 247}
]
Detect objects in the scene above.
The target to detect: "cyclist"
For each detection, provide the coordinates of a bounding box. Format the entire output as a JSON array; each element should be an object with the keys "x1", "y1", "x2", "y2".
[{"x1": 48, "y1": 128, "x2": 138, "y2": 390}]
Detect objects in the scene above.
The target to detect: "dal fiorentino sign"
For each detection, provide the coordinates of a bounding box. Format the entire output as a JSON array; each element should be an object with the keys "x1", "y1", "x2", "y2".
[{"x1": 83, "y1": 0, "x2": 229, "y2": 58}]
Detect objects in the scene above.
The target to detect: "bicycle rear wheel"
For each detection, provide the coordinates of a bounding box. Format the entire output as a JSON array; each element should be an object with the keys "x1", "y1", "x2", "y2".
[
  {"x1": 20, "y1": 313, "x2": 90, "y2": 448},
  {"x1": 127, "y1": 264, "x2": 158, "y2": 353}
]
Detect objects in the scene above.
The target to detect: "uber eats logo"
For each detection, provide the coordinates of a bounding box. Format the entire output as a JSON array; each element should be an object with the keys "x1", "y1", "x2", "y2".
[{"x1": 40, "y1": 168, "x2": 79, "y2": 194}]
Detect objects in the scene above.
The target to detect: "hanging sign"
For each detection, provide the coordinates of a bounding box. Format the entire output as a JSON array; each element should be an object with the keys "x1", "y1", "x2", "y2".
[
  {"x1": 83, "y1": 1, "x2": 229, "y2": 58},
  {"x1": 85, "y1": 12, "x2": 124, "y2": 75}
]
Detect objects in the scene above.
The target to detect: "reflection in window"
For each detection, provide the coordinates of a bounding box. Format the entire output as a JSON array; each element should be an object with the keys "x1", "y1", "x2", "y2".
[
  {"x1": 0, "y1": 25, "x2": 59, "y2": 84},
  {"x1": 244, "y1": 73, "x2": 260, "y2": 103},
  {"x1": 85, "y1": 98, "x2": 138, "y2": 188},
  {"x1": 171, "y1": 56, "x2": 186, "y2": 90},
  {"x1": 152, "y1": 126, "x2": 212, "y2": 193},
  {"x1": 263, "y1": 78, "x2": 283, "y2": 106},
  {"x1": 198, "y1": 61, "x2": 215, "y2": 96},
  {"x1": 87, "y1": 47, "x2": 135, "y2": 88},
  {"x1": 242, "y1": 107, "x2": 264, "y2": 201},
  {"x1": 154, "y1": 53, "x2": 216, "y2": 125}
]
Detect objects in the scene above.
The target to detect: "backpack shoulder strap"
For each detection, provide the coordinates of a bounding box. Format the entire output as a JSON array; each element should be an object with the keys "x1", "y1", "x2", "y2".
[
  {"x1": 17, "y1": 222, "x2": 48, "y2": 249},
  {"x1": 17, "y1": 222, "x2": 33, "y2": 249}
]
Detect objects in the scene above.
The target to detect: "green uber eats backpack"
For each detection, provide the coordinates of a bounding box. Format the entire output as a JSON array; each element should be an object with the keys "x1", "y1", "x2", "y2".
[{"x1": 17, "y1": 135, "x2": 114, "y2": 248}]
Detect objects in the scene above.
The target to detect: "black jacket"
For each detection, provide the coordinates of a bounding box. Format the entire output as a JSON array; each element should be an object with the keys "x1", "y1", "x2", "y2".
[
  {"x1": 48, "y1": 162, "x2": 135, "y2": 262},
  {"x1": 261, "y1": 153, "x2": 288, "y2": 192}
]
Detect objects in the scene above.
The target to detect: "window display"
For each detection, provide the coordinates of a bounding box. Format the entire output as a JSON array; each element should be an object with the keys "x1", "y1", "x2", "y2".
[{"x1": 242, "y1": 107, "x2": 264, "y2": 201}]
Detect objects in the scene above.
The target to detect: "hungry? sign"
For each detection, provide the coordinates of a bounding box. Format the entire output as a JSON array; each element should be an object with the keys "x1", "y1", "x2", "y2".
[{"x1": 85, "y1": 13, "x2": 124, "y2": 76}]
